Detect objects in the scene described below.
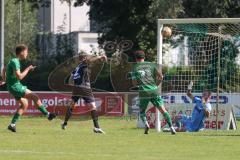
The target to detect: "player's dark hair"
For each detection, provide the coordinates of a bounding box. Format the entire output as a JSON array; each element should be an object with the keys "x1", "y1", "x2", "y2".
[
  {"x1": 134, "y1": 50, "x2": 145, "y2": 59},
  {"x1": 16, "y1": 44, "x2": 28, "y2": 56},
  {"x1": 78, "y1": 51, "x2": 87, "y2": 61}
]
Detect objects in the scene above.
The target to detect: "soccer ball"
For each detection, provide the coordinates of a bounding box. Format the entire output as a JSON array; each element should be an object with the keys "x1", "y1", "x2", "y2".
[{"x1": 162, "y1": 26, "x2": 172, "y2": 38}]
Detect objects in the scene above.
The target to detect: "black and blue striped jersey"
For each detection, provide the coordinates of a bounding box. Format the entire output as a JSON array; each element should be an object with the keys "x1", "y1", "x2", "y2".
[{"x1": 71, "y1": 60, "x2": 91, "y2": 87}]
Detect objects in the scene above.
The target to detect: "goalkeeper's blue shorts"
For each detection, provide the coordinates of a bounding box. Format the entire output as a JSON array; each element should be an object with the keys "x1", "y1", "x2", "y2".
[{"x1": 180, "y1": 107, "x2": 206, "y2": 132}]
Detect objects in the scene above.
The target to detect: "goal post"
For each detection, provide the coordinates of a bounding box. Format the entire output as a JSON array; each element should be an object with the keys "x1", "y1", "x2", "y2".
[
  {"x1": 155, "y1": 23, "x2": 163, "y2": 132},
  {"x1": 156, "y1": 18, "x2": 240, "y2": 132}
]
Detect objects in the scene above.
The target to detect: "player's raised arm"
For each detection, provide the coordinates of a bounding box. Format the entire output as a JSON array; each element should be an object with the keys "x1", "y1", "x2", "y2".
[
  {"x1": 86, "y1": 54, "x2": 107, "y2": 63},
  {"x1": 186, "y1": 81, "x2": 194, "y2": 100},
  {"x1": 15, "y1": 65, "x2": 36, "y2": 80}
]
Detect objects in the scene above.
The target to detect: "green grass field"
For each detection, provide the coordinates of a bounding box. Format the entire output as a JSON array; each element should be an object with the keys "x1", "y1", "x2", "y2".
[{"x1": 0, "y1": 116, "x2": 240, "y2": 160}]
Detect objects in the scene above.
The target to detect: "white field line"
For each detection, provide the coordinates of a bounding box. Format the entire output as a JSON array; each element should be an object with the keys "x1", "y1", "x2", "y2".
[{"x1": 0, "y1": 149, "x2": 79, "y2": 156}]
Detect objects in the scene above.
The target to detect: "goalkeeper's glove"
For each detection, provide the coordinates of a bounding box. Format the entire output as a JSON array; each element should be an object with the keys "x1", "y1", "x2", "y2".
[{"x1": 188, "y1": 81, "x2": 193, "y2": 90}]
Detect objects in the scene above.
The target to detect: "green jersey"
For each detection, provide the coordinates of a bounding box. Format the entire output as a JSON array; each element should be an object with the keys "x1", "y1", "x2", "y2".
[
  {"x1": 132, "y1": 61, "x2": 159, "y2": 92},
  {"x1": 132, "y1": 61, "x2": 164, "y2": 108},
  {"x1": 6, "y1": 58, "x2": 21, "y2": 86}
]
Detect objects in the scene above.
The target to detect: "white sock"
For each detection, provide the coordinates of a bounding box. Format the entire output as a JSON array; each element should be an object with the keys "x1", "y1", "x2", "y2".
[
  {"x1": 145, "y1": 121, "x2": 150, "y2": 128},
  {"x1": 10, "y1": 123, "x2": 16, "y2": 127}
]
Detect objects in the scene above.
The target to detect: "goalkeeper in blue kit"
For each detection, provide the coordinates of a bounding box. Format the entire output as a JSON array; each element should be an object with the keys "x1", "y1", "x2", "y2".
[{"x1": 176, "y1": 81, "x2": 212, "y2": 132}]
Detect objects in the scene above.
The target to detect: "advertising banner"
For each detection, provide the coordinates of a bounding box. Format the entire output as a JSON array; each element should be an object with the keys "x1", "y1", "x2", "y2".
[
  {"x1": 132, "y1": 93, "x2": 239, "y2": 130},
  {"x1": 0, "y1": 92, "x2": 124, "y2": 116}
]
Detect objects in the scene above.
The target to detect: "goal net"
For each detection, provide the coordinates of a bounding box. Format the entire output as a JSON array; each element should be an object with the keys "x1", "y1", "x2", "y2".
[
  {"x1": 159, "y1": 19, "x2": 240, "y2": 94},
  {"x1": 155, "y1": 18, "x2": 240, "y2": 131}
]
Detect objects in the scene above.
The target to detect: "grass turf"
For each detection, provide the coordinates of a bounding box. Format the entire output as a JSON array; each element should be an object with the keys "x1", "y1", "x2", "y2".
[{"x1": 0, "y1": 116, "x2": 239, "y2": 160}]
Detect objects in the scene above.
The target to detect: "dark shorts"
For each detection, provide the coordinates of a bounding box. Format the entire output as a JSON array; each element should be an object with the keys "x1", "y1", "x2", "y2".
[
  {"x1": 71, "y1": 86, "x2": 94, "y2": 103},
  {"x1": 71, "y1": 95, "x2": 95, "y2": 104}
]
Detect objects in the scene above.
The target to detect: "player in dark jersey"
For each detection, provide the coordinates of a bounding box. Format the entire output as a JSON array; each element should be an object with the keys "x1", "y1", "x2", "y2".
[{"x1": 61, "y1": 53, "x2": 107, "y2": 133}]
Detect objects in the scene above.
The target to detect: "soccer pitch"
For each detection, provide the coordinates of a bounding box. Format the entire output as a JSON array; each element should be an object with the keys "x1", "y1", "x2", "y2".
[{"x1": 0, "y1": 116, "x2": 239, "y2": 160}]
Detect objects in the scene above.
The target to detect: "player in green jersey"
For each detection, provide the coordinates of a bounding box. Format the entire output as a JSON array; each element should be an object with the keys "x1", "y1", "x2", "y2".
[
  {"x1": 131, "y1": 50, "x2": 176, "y2": 134},
  {"x1": 0, "y1": 44, "x2": 56, "y2": 132}
]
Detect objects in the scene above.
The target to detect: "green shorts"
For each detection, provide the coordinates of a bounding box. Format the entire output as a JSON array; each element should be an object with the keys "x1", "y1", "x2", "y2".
[
  {"x1": 7, "y1": 83, "x2": 27, "y2": 100},
  {"x1": 139, "y1": 95, "x2": 164, "y2": 110}
]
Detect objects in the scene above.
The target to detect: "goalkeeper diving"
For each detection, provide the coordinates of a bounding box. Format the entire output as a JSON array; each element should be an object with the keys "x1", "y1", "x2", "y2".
[{"x1": 175, "y1": 81, "x2": 212, "y2": 132}]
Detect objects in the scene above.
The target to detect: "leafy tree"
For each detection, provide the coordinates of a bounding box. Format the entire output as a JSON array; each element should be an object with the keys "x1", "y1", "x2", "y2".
[
  {"x1": 71, "y1": 0, "x2": 240, "y2": 61},
  {"x1": 73, "y1": 0, "x2": 183, "y2": 61},
  {"x1": 15, "y1": 0, "x2": 51, "y2": 9},
  {"x1": 1, "y1": 1, "x2": 39, "y2": 90},
  {"x1": 5, "y1": 0, "x2": 38, "y2": 64},
  {"x1": 182, "y1": 0, "x2": 240, "y2": 18}
]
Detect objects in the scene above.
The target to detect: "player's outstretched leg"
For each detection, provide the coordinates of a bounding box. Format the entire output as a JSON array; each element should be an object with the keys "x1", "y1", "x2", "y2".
[
  {"x1": 8, "y1": 98, "x2": 28, "y2": 132},
  {"x1": 140, "y1": 109, "x2": 150, "y2": 134},
  {"x1": 158, "y1": 106, "x2": 176, "y2": 135},
  {"x1": 24, "y1": 89, "x2": 56, "y2": 120},
  {"x1": 87, "y1": 102, "x2": 105, "y2": 134},
  {"x1": 61, "y1": 100, "x2": 76, "y2": 130}
]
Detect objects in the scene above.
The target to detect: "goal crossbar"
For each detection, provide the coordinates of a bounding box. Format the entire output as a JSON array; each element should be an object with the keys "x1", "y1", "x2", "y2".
[{"x1": 158, "y1": 18, "x2": 240, "y2": 24}]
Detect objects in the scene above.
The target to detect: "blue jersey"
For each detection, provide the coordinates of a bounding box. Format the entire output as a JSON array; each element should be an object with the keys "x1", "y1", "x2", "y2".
[
  {"x1": 181, "y1": 96, "x2": 212, "y2": 132},
  {"x1": 71, "y1": 60, "x2": 91, "y2": 87}
]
